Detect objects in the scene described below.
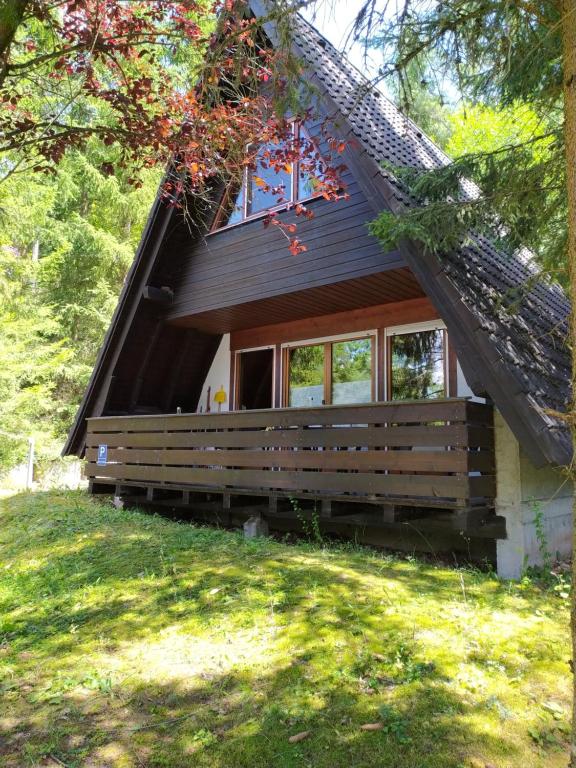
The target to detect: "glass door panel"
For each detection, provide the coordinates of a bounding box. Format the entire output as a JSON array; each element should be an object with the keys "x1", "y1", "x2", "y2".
[
  {"x1": 389, "y1": 329, "x2": 445, "y2": 400},
  {"x1": 331, "y1": 338, "x2": 373, "y2": 404},
  {"x1": 288, "y1": 345, "x2": 325, "y2": 407}
]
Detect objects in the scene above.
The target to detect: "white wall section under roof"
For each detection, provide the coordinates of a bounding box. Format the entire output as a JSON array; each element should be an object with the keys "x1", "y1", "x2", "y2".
[{"x1": 198, "y1": 334, "x2": 231, "y2": 413}]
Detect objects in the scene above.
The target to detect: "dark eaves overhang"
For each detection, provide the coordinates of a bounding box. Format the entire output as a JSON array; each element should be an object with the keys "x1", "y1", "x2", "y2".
[{"x1": 62, "y1": 174, "x2": 176, "y2": 456}]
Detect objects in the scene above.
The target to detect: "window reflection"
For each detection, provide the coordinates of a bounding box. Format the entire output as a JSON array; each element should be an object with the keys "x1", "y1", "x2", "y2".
[
  {"x1": 248, "y1": 154, "x2": 291, "y2": 215},
  {"x1": 332, "y1": 339, "x2": 372, "y2": 404},
  {"x1": 389, "y1": 330, "x2": 445, "y2": 400},
  {"x1": 213, "y1": 123, "x2": 326, "y2": 230},
  {"x1": 226, "y1": 185, "x2": 244, "y2": 225},
  {"x1": 288, "y1": 345, "x2": 325, "y2": 407}
]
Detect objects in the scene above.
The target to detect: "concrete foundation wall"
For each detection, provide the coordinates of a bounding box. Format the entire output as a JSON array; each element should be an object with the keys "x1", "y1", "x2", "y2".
[{"x1": 494, "y1": 410, "x2": 572, "y2": 578}]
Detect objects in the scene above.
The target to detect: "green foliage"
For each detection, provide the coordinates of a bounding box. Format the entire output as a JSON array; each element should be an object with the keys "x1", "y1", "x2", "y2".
[
  {"x1": 332, "y1": 339, "x2": 372, "y2": 385},
  {"x1": 288, "y1": 344, "x2": 324, "y2": 387},
  {"x1": 358, "y1": 1, "x2": 567, "y2": 282},
  {"x1": 0, "y1": 145, "x2": 159, "y2": 470},
  {"x1": 385, "y1": 56, "x2": 454, "y2": 149}
]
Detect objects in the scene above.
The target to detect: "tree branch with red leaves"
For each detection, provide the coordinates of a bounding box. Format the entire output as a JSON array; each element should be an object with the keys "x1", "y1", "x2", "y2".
[{"x1": 1, "y1": 0, "x2": 347, "y2": 252}]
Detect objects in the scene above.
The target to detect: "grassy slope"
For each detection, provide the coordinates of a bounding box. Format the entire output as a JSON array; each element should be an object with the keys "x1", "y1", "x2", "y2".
[{"x1": 0, "y1": 491, "x2": 571, "y2": 768}]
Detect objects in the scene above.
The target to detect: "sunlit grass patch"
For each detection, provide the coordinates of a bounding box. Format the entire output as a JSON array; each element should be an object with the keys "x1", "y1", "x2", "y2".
[{"x1": 0, "y1": 490, "x2": 571, "y2": 767}]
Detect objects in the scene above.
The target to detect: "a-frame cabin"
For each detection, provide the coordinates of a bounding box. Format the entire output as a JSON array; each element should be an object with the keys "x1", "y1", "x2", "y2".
[{"x1": 64, "y1": 7, "x2": 572, "y2": 578}]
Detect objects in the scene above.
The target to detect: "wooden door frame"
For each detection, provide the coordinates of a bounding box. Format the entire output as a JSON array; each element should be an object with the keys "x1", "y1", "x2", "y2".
[{"x1": 232, "y1": 345, "x2": 276, "y2": 411}]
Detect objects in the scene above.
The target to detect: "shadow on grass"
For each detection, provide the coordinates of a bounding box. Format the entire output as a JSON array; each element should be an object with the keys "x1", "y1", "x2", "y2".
[
  {"x1": 0, "y1": 490, "x2": 567, "y2": 767},
  {"x1": 1, "y1": 663, "x2": 517, "y2": 768}
]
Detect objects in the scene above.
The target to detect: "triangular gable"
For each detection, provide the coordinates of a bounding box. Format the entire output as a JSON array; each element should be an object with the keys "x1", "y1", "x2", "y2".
[{"x1": 65, "y1": 4, "x2": 571, "y2": 467}]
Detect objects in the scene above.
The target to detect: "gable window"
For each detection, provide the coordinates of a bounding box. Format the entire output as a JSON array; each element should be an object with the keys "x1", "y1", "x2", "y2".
[
  {"x1": 212, "y1": 123, "x2": 324, "y2": 231},
  {"x1": 387, "y1": 327, "x2": 446, "y2": 400}
]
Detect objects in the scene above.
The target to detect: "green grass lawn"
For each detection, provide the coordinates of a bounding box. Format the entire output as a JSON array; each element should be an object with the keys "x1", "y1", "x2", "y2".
[{"x1": 0, "y1": 491, "x2": 571, "y2": 768}]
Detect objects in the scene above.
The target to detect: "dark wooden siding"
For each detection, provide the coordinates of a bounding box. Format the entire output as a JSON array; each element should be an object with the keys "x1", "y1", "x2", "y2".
[{"x1": 166, "y1": 172, "x2": 404, "y2": 322}]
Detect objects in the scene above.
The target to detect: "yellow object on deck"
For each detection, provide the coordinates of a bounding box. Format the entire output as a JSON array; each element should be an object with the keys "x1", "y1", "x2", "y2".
[{"x1": 214, "y1": 386, "x2": 227, "y2": 405}]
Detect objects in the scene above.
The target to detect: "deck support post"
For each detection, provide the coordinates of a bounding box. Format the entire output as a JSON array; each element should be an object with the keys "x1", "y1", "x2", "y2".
[
  {"x1": 450, "y1": 507, "x2": 489, "y2": 532},
  {"x1": 244, "y1": 515, "x2": 269, "y2": 539},
  {"x1": 382, "y1": 504, "x2": 396, "y2": 523},
  {"x1": 113, "y1": 484, "x2": 128, "y2": 509},
  {"x1": 320, "y1": 499, "x2": 332, "y2": 519}
]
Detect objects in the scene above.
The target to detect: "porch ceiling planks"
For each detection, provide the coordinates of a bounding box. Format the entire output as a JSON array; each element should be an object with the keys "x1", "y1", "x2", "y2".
[{"x1": 168, "y1": 269, "x2": 425, "y2": 333}]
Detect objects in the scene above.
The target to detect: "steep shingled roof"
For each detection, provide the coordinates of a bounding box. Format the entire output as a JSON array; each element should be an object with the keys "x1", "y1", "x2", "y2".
[{"x1": 282, "y1": 8, "x2": 571, "y2": 466}]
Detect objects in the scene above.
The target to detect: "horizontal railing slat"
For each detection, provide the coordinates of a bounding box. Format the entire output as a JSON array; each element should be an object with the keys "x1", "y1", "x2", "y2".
[
  {"x1": 85, "y1": 447, "x2": 478, "y2": 473},
  {"x1": 86, "y1": 424, "x2": 494, "y2": 450},
  {"x1": 86, "y1": 462, "x2": 475, "y2": 499},
  {"x1": 87, "y1": 399, "x2": 476, "y2": 432}
]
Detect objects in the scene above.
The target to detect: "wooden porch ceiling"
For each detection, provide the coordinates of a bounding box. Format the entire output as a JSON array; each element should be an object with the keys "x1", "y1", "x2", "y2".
[{"x1": 166, "y1": 267, "x2": 425, "y2": 334}]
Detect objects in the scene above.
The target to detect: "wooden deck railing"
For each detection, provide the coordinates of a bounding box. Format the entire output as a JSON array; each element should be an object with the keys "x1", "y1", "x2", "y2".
[{"x1": 85, "y1": 399, "x2": 495, "y2": 509}]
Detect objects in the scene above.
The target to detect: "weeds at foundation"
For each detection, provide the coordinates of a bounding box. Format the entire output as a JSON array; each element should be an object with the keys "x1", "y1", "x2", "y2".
[
  {"x1": 290, "y1": 497, "x2": 324, "y2": 545},
  {"x1": 532, "y1": 501, "x2": 553, "y2": 574},
  {"x1": 520, "y1": 501, "x2": 571, "y2": 599}
]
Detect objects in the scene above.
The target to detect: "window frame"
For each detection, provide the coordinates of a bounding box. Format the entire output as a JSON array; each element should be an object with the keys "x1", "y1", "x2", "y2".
[
  {"x1": 384, "y1": 321, "x2": 449, "y2": 401},
  {"x1": 209, "y1": 121, "x2": 327, "y2": 234},
  {"x1": 281, "y1": 331, "x2": 377, "y2": 408}
]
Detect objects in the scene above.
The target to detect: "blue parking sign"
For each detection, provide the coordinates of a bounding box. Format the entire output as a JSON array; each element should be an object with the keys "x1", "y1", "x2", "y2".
[{"x1": 97, "y1": 445, "x2": 108, "y2": 466}]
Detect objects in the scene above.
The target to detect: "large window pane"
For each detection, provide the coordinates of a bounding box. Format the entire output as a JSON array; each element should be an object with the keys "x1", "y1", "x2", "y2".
[
  {"x1": 288, "y1": 345, "x2": 324, "y2": 407},
  {"x1": 332, "y1": 338, "x2": 372, "y2": 404},
  {"x1": 390, "y1": 330, "x2": 445, "y2": 400}
]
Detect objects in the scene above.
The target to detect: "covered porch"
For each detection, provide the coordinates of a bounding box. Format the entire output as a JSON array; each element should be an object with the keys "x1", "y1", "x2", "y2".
[{"x1": 86, "y1": 398, "x2": 503, "y2": 541}]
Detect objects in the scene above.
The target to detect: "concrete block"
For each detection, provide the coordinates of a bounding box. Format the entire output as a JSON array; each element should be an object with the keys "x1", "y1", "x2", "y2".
[{"x1": 243, "y1": 515, "x2": 269, "y2": 539}]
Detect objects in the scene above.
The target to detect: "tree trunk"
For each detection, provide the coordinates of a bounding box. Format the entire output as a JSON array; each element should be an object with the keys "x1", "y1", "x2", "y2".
[
  {"x1": 562, "y1": 0, "x2": 576, "y2": 764},
  {"x1": 0, "y1": 0, "x2": 29, "y2": 85}
]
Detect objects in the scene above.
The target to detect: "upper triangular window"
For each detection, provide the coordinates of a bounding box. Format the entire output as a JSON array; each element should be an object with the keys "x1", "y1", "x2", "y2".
[{"x1": 212, "y1": 123, "x2": 325, "y2": 231}]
